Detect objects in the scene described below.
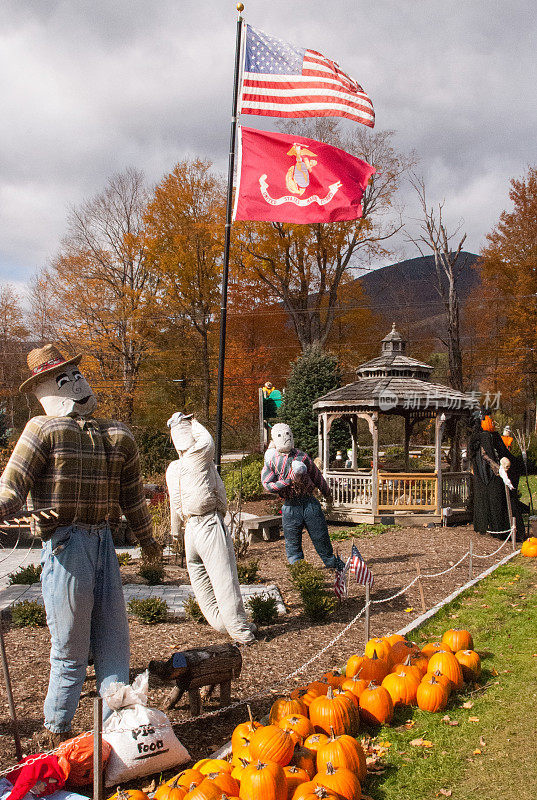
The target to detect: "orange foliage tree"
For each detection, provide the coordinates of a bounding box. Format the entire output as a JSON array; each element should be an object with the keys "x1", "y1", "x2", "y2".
[
  {"x1": 471, "y1": 167, "x2": 537, "y2": 423},
  {"x1": 0, "y1": 285, "x2": 29, "y2": 429}
]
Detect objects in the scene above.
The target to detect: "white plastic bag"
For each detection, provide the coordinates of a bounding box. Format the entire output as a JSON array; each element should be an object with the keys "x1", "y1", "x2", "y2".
[{"x1": 102, "y1": 671, "x2": 189, "y2": 787}]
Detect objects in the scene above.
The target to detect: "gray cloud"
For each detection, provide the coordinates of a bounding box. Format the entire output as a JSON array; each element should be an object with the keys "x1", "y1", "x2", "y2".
[{"x1": 0, "y1": 0, "x2": 535, "y2": 283}]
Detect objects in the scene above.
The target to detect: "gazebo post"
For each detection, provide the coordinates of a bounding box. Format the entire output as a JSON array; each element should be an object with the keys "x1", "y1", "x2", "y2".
[
  {"x1": 371, "y1": 413, "x2": 379, "y2": 517},
  {"x1": 351, "y1": 415, "x2": 358, "y2": 470},
  {"x1": 435, "y1": 413, "x2": 444, "y2": 516},
  {"x1": 318, "y1": 413, "x2": 323, "y2": 463},
  {"x1": 322, "y1": 413, "x2": 330, "y2": 471},
  {"x1": 404, "y1": 415, "x2": 411, "y2": 471}
]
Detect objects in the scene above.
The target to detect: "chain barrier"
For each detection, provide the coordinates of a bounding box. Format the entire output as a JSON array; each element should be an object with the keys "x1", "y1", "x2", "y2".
[{"x1": 0, "y1": 527, "x2": 521, "y2": 776}]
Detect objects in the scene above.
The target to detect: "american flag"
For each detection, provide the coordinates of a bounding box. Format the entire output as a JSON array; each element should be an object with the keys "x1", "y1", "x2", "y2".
[
  {"x1": 334, "y1": 564, "x2": 348, "y2": 600},
  {"x1": 240, "y1": 25, "x2": 375, "y2": 127},
  {"x1": 349, "y1": 543, "x2": 374, "y2": 587}
]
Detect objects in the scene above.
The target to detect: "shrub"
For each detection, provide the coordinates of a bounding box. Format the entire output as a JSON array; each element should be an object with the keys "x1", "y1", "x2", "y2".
[
  {"x1": 128, "y1": 597, "x2": 168, "y2": 624},
  {"x1": 223, "y1": 455, "x2": 265, "y2": 501},
  {"x1": 11, "y1": 600, "x2": 46, "y2": 627},
  {"x1": 237, "y1": 559, "x2": 260, "y2": 584},
  {"x1": 247, "y1": 593, "x2": 279, "y2": 626},
  {"x1": 288, "y1": 560, "x2": 336, "y2": 622},
  {"x1": 8, "y1": 564, "x2": 42, "y2": 585},
  {"x1": 183, "y1": 595, "x2": 208, "y2": 624},
  {"x1": 117, "y1": 552, "x2": 132, "y2": 566},
  {"x1": 139, "y1": 563, "x2": 165, "y2": 585}
]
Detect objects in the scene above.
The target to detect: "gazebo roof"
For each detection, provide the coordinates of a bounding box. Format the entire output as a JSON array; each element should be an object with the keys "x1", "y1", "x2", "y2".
[{"x1": 314, "y1": 325, "x2": 477, "y2": 415}]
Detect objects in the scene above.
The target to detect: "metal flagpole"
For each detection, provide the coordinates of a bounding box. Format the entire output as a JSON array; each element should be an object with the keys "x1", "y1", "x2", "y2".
[{"x1": 214, "y1": 3, "x2": 245, "y2": 470}]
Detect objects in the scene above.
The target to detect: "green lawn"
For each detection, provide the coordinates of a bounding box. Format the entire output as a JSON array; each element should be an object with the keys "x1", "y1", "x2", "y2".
[
  {"x1": 362, "y1": 556, "x2": 537, "y2": 800},
  {"x1": 518, "y1": 472, "x2": 537, "y2": 507}
]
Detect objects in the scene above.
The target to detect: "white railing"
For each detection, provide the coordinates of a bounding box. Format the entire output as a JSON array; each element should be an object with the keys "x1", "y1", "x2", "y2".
[
  {"x1": 326, "y1": 472, "x2": 373, "y2": 508},
  {"x1": 442, "y1": 472, "x2": 472, "y2": 509},
  {"x1": 378, "y1": 472, "x2": 437, "y2": 511}
]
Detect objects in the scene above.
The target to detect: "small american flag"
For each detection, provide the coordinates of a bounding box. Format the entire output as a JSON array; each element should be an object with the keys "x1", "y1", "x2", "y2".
[
  {"x1": 349, "y1": 543, "x2": 374, "y2": 587},
  {"x1": 334, "y1": 565, "x2": 347, "y2": 600},
  {"x1": 240, "y1": 25, "x2": 375, "y2": 127}
]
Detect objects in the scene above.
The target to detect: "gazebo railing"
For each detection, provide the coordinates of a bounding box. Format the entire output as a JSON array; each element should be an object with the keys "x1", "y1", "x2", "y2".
[
  {"x1": 378, "y1": 472, "x2": 437, "y2": 511},
  {"x1": 326, "y1": 472, "x2": 373, "y2": 508},
  {"x1": 442, "y1": 471, "x2": 472, "y2": 509}
]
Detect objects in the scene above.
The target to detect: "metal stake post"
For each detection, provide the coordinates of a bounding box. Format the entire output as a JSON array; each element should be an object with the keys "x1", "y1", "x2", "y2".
[
  {"x1": 0, "y1": 617, "x2": 22, "y2": 761},
  {"x1": 93, "y1": 697, "x2": 103, "y2": 800},
  {"x1": 415, "y1": 562, "x2": 426, "y2": 613},
  {"x1": 364, "y1": 584, "x2": 370, "y2": 647},
  {"x1": 469, "y1": 537, "x2": 473, "y2": 580}
]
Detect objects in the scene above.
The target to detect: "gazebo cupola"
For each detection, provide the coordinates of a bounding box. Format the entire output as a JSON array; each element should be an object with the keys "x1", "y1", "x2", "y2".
[{"x1": 357, "y1": 324, "x2": 433, "y2": 381}]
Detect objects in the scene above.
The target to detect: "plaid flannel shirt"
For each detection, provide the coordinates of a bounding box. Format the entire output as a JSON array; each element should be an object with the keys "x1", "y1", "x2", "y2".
[
  {"x1": 0, "y1": 415, "x2": 152, "y2": 543},
  {"x1": 261, "y1": 448, "x2": 330, "y2": 500}
]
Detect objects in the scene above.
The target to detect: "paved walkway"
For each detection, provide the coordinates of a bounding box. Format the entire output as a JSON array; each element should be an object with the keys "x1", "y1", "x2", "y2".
[{"x1": 0, "y1": 580, "x2": 286, "y2": 619}]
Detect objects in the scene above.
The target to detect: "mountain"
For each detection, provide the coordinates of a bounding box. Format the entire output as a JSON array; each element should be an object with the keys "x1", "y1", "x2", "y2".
[{"x1": 355, "y1": 252, "x2": 480, "y2": 344}]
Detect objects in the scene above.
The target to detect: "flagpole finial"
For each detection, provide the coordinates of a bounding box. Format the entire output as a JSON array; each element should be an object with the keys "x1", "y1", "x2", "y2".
[{"x1": 237, "y1": 2, "x2": 244, "y2": 13}]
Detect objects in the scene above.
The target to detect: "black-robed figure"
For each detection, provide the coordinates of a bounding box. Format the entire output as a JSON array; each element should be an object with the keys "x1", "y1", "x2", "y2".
[{"x1": 468, "y1": 415, "x2": 527, "y2": 540}]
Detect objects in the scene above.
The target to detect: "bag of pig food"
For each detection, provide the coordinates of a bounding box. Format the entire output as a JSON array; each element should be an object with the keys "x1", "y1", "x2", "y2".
[{"x1": 102, "y1": 671, "x2": 189, "y2": 786}]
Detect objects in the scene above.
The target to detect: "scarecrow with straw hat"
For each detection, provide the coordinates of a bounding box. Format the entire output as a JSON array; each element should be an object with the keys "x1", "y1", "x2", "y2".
[{"x1": 0, "y1": 345, "x2": 160, "y2": 745}]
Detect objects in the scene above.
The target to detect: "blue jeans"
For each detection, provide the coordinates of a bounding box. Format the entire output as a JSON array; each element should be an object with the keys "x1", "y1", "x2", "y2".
[
  {"x1": 282, "y1": 496, "x2": 337, "y2": 568},
  {"x1": 41, "y1": 523, "x2": 130, "y2": 733}
]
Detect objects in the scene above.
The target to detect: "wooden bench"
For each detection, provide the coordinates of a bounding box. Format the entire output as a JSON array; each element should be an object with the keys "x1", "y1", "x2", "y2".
[
  {"x1": 241, "y1": 515, "x2": 282, "y2": 542},
  {"x1": 148, "y1": 643, "x2": 242, "y2": 716}
]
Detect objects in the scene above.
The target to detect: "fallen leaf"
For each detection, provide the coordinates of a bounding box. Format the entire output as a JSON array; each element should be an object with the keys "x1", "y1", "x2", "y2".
[
  {"x1": 405, "y1": 720, "x2": 416, "y2": 729},
  {"x1": 468, "y1": 716, "x2": 480, "y2": 722},
  {"x1": 404, "y1": 607, "x2": 414, "y2": 613},
  {"x1": 491, "y1": 668, "x2": 499, "y2": 676},
  {"x1": 462, "y1": 701, "x2": 474, "y2": 709},
  {"x1": 473, "y1": 748, "x2": 482, "y2": 755},
  {"x1": 377, "y1": 740, "x2": 391, "y2": 748},
  {"x1": 480, "y1": 736, "x2": 486, "y2": 747},
  {"x1": 410, "y1": 738, "x2": 434, "y2": 748},
  {"x1": 437, "y1": 791, "x2": 452, "y2": 798}
]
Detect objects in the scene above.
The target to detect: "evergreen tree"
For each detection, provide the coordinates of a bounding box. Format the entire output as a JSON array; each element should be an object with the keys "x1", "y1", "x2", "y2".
[{"x1": 278, "y1": 348, "x2": 349, "y2": 456}]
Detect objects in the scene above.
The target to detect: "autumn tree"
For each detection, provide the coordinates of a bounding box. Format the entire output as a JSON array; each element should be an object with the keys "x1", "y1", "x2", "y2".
[
  {"x1": 43, "y1": 168, "x2": 160, "y2": 421},
  {"x1": 234, "y1": 122, "x2": 412, "y2": 352},
  {"x1": 144, "y1": 159, "x2": 225, "y2": 418},
  {"x1": 473, "y1": 166, "x2": 537, "y2": 426},
  {"x1": 0, "y1": 285, "x2": 29, "y2": 429}
]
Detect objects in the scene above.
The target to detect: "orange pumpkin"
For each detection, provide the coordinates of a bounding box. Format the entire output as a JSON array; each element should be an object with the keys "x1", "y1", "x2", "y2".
[
  {"x1": 303, "y1": 733, "x2": 329, "y2": 752},
  {"x1": 231, "y1": 745, "x2": 252, "y2": 768},
  {"x1": 383, "y1": 633, "x2": 406, "y2": 648},
  {"x1": 331, "y1": 687, "x2": 359, "y2": 709},
  {"x1": 355, "y1": 653, "x2": 388, "y2": 684},
  {"x1": 420, "y1": 641, "x2": 452, "y2": 659},
  {"x1": 381, "y1": 671, "x2": 418, "y2": 707},
  {"x1": 290, "y1": 745, "x2": 317, "y2": 779},
  {"x1": 521, "y1": 537, "x2": 537, "y2": 557},
  {"x1": 154, "y1": 782, "x2": 187, "y2": 800},
  {"x1": 171, "y1": 771, "x2": 206, "y2": 790},
  {"x1": 204, "y1": 774, "x2": 239, "y2": 797},
  {"x1": 249, "y1": 725, "x2": 295, "y2": 767},
  {"x1": 314, "y1": 762, "x2": 362, "y2": 800},
  {"x1": 427, "y1": 651, "x2": 464, "y2": 690},
  {"x1": 340, "y1": 676, "x2": 369, "y2": 703},
  {"x1": 283, "y1": 766, "x2": 311, "y2": 800},
  {"x1": 231, "y1": 718, "x2": 262, "y2": 752},
  {"x1": 345, "y1": 654, "x2": 365, "y2": 678},
  {"x1": 441, "y1": 628, "x2": 474, "y2": 652},
  {"x1": 183, "y1": 780, "x2": 223, "y2": 800},
  {"x1": 387, "y1": 640, "x2": 421, "y2": 669},
  {"x1": 390, "y1": 658, "x2": 422, "y2": 685},
  {"x1": 358, "y1": 682, "x2": 394, "y2": 726},
  {"x1": 417, "y1": 675, "x2": 448, "y2": 712},
  {"x1": 279, "y1": 714, "x2": 315, "y2": 744},
  {"x1": 423, "y1": 669, "x2": 451, "y2": 696},
  {"x1": 365, "y1": 637, "x2": 391, "y2": 661},
  {"x1": 316, "y1": 729, "x2": 367, "y2": 783},
  {"x1": 291, "y1": 783, "x2": 338, "y2": 800},
  {"x1": 454, "y1": 649, "x2": 481, "y2": 681},
  {"x1": 195, "y1": 760, "x2": 234, "y2": 776},
  {"x1": 321, "y1": 670, "x2": 346, "y2": 688},
  {"x1": 309, "y1": 686, "x2": 359, "y2": 736},
  {"x1": 270, "y1": 696, "x2": 308, "y2": 724},
  {"x1": 239, "y1": 760, "x2": 287, "y2": 800},
  {"x1": 294, "y1": 681, "x2": 330, "y2": 707},
  {"x1": 231, "y1": 758, "x2": 251, "y2": 782}
]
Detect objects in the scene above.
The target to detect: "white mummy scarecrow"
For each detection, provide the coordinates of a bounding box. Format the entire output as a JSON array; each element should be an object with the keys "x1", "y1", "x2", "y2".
[{"x1": 166, "y1": 413, "x2": 256, "y2": 645}]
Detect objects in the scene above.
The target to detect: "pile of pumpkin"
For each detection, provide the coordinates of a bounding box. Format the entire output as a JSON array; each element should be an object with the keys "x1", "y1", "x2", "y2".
[
  {"x1": 521, "y1": 537, "x2": 537, "y2": 557},
  {"x1": 141, "y1": 627, "x2": 480, "y2": 800}
]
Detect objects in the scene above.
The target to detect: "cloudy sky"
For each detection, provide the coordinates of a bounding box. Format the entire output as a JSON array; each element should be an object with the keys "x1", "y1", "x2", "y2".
[{"x1": 1, "y1": 0, "x2": 535, "y2": 290}]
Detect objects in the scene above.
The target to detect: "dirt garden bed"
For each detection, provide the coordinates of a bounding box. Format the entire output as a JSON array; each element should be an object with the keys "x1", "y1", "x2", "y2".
[{"x1": 0, "y1": 516, "x2": 516, "y2": 772}]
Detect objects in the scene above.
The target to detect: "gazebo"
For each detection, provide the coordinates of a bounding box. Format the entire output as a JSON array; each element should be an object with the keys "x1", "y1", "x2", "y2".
[{"x1": 313, "y1": 325, "x2": 477, "y2": 524}]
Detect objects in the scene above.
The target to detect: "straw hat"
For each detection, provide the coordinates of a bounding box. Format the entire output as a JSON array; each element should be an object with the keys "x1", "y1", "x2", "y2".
[{"x1": 20, "y1": 344, "x2": 82, "y2": 393}]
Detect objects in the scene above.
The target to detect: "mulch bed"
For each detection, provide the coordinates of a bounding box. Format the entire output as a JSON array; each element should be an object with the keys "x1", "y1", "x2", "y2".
[{"x1": 0, "y1": 514, "x2": 513, "y2": 774}]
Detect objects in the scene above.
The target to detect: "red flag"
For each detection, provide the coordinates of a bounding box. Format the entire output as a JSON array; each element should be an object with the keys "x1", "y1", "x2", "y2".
[{"x1": 233, "y1": 126, "x2": 375, "y2": 224}]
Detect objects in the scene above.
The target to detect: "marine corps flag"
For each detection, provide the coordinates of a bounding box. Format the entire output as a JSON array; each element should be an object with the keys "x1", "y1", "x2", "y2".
[{"x1": 233, "y1": 126, "x2": 375, "y2": 224}]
